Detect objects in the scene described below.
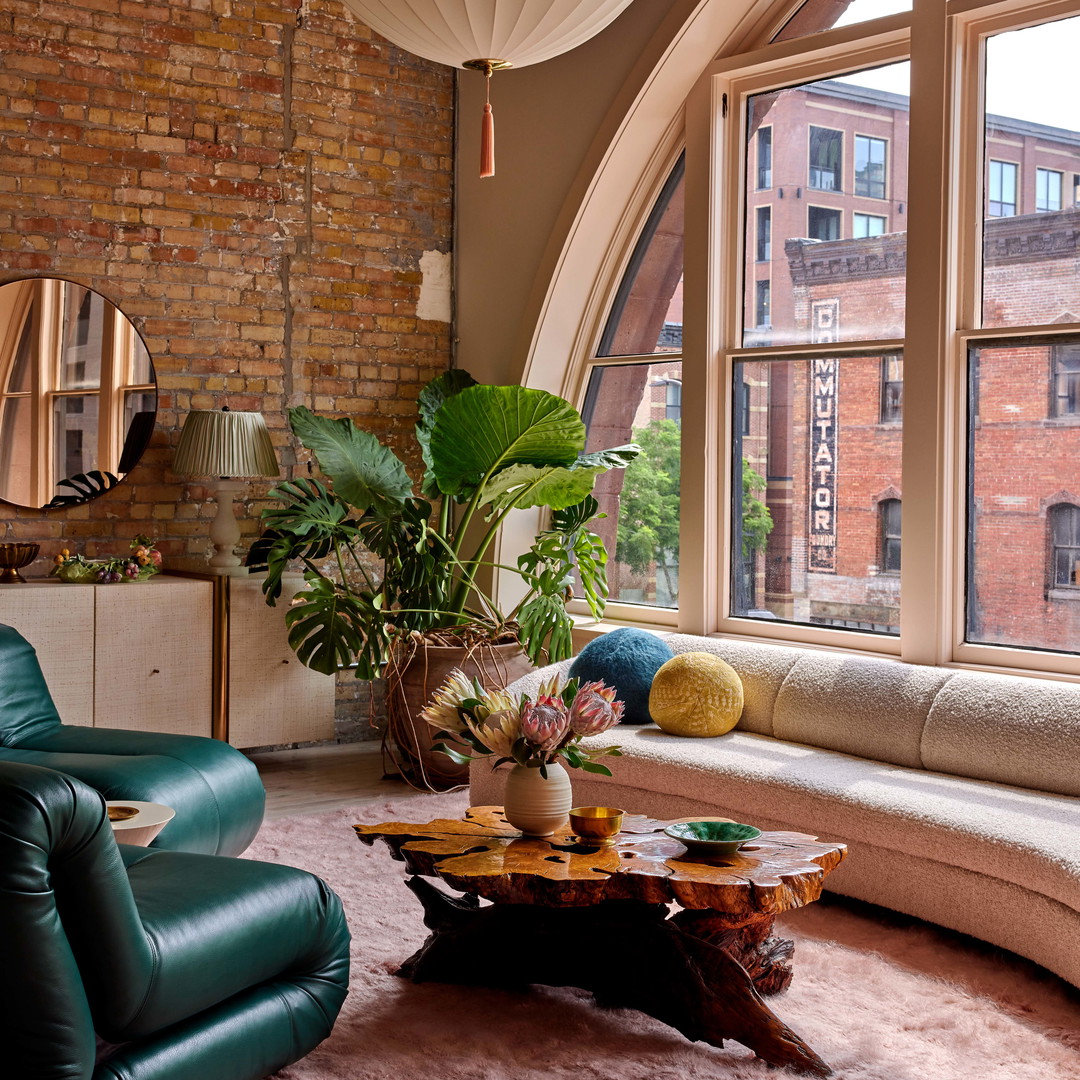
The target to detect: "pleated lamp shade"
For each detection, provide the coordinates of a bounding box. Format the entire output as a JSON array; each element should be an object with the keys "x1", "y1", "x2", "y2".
[
  {"x1": 173, "y1": 410, "x2": 279, "y2": 479},
  {"x1": 339, "y1": 0, "x2": 635, "y2": 177},
  {"x1": 338, "y1": 0, "x2": 635, "y2": 69}
]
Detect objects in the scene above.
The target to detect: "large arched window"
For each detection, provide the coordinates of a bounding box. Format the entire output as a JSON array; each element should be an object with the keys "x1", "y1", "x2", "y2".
[{"x1": 562, "y1": 0, "x2": 1080, "y2": 678}]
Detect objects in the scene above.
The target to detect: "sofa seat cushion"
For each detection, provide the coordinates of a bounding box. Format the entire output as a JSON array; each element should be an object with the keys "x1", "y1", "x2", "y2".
[{"x1": 571, "y1": 728, "x2": 1080, "y2": 913}]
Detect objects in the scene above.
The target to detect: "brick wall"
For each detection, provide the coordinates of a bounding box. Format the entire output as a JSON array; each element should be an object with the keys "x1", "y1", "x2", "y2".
[
  {"x1": 1, "y1": 0, "x2": 452, "y2": 546},
  {"x1": 0, "y1": 0, "x2": 454, "y2": 736}
]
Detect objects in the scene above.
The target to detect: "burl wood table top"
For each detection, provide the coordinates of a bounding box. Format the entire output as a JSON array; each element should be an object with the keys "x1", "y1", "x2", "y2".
[{"x1": 354, "y1": 805, "x2": 846, "y2": 921}]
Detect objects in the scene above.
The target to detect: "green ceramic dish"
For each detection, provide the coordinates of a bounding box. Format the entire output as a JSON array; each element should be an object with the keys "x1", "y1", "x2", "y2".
[{"x1": 663, "y1": 820, "x2": 762, "y2": 855}]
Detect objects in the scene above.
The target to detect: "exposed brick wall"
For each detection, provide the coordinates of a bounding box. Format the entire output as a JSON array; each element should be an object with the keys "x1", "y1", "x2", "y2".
[
  {"x1": 0, "y1": 0, "x2": 453, "y2": 561},
  {"x1": 0, "y1": 0, "x2": 453, "y2": 742}
]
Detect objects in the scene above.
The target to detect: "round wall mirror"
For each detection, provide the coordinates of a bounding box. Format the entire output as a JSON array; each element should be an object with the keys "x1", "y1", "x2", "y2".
[{"x1": 0, "y1": 278, "x2": 157, "y2": 510}]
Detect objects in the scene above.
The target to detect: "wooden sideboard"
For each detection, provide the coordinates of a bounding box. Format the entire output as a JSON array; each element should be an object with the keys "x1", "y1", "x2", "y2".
[{"x1": 0, "y1": 572, "x2": 335, "y2": 748}]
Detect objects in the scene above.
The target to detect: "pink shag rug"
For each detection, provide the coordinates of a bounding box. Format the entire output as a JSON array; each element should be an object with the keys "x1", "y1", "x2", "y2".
[{"x1": 246, "y1": 791, "x2": 1080, "y2": 1080}]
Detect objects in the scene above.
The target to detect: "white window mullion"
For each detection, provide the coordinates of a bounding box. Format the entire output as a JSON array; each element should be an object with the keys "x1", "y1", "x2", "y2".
[{"x1": 898, "y1": 0, "x2": 959, "y2": 665}]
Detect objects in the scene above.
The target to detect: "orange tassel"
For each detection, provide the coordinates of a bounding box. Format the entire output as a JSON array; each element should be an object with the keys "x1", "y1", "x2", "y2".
[{"x1": 480, "y1": 101, "x2": 495, "y2": 178}]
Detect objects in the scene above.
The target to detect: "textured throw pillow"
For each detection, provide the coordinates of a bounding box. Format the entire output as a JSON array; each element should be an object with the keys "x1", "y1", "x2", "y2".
[
  {"x1": 568, "y1": 627, "x2": 674, "y2": 725},
  {"x1": 649, "y1": 652, "x2": 744, "y2": 737}
]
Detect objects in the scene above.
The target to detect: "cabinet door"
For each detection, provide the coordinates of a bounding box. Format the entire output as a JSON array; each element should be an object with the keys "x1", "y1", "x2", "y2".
[
  {"x1": 93, "y1": 577, "x2": 213, "y2": 735},
  {"x1": 227, "y1": 576, "x2": 335, "y2": 748},
  {"x1": 0, "y1": 582, "x2": 95, "y2": 726}
]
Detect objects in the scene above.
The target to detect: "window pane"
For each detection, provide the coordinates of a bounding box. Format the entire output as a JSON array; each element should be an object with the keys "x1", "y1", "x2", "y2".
[
  {"x1": 757, "y1": 127, "x2": 773, "y2": 189},
  {"x1": 581, "y1": 361, "x2": 681, "y2": 608},
  {"x1": 52, "y1": 394, "x2": 98, "y2": 491},
  {"x1": 744, "y1": 63, "x2": 909, "y2": 347},
  {"x1": 0, "y1": 396, "x2": 32, "y2": 505},
  {"x1": 732, "y1": 354, "x2": 902, "y2": 634},
  {"x1": 59, "y1": 286, "x2": 103, "y2": 391},
  {"x1": 982, "y1": 16, "x2": 1080, "y2": 327},
  {"x1": 599, "y1": 160, "x2": 684, "y2": 356},
  {"x1": 774, "y1": 0, "x2": 911, "y2": 43},
  {"x1": 967, "y1": 339, "x2": 1080, "y2": 653}
]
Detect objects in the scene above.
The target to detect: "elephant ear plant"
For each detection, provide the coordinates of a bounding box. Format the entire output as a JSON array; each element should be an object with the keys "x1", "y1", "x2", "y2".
[{"x1": 247, "y1": 370, "x2": 639, "y2": 686}]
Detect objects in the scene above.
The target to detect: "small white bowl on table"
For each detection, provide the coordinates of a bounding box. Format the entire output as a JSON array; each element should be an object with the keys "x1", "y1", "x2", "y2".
[{"x1": 106, "y1": 801, "x2": 175, "y2": 847}]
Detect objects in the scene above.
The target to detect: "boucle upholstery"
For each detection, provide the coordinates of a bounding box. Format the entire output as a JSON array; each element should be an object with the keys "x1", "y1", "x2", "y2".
[{"x1": 469, "y1": 634, "x2": 1080, "y2": 988}]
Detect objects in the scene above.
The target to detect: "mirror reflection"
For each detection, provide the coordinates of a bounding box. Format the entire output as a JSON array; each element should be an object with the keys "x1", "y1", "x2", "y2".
[{"x1": 0, "y1": 278, "x2": 157, "y2": 510}]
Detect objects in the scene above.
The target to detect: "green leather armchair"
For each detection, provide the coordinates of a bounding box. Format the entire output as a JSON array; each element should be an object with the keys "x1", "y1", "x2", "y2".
[
  {"x1": 0, "y1": 623, "x2": 264, "y2": 855},
  {"x1": 0, "y1": 760, "x2": 350, "y2": 1080}
]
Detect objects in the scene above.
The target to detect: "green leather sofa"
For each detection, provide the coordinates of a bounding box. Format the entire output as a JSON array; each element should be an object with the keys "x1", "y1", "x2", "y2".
[
  {"x1": 0, "y1": 760, "x2": 350, "y2": 1080},
  {"x1": 0, "y1": 623, "x2": 264, "y2": 856}
]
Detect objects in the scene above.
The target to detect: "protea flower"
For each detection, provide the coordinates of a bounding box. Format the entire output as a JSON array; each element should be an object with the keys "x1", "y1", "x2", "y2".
[
  {"x1": 420, "y1": 669, "x2": 481, "y2": 733},
  {"x1": 569, "y1": 681, "x2": 624, "y2": 737},
  {"x1": 467, "y1": 706, "x2": 520, "y2": 758},
  {"x1": 520, "y1": 695, "x2": 571, "y2": 752}
]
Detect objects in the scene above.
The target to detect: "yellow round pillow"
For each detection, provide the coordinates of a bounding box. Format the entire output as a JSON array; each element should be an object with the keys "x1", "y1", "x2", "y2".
[{"x1": 648, "y1": 652, "x2": 743, "y2": 737}]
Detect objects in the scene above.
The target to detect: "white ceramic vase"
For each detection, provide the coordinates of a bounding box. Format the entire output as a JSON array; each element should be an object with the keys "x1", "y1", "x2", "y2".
[{"x1": 503, "y1": 760, "x2": 572, "y2": 837}]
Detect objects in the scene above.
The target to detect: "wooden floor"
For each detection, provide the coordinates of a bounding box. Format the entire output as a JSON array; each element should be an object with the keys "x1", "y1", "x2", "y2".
[{"x1": 247, "y1": 741, "x2": 421, "y2": 820}]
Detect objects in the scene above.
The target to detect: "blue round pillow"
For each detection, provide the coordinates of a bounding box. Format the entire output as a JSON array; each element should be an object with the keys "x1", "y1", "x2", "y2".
[{"x1": 568, "y1": 628, "x2": 675, "y2": 725}]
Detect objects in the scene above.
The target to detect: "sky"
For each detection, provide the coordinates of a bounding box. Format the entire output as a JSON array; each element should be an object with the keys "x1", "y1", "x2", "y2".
[{"x1": 830, "y1": 0, "x2": 1079, "y2": 133}]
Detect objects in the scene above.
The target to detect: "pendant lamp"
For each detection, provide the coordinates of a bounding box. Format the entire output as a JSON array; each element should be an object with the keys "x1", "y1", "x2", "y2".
[{"x1": 339, "y1": 0, "x2": 635, "y2": 177}]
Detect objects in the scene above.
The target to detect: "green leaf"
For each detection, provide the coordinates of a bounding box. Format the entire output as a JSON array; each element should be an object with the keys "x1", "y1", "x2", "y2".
[
  {"x1": 431, "y1": 741, "x2": 475, "y2": 765},
  {"x1": 283, "y1": 576, "x2": 381, "y2": 675},
  {"x1": 288, "y1": 406, "x2": 413, "y2": 514},
  {"x1": 417, "y1": 369, "x2": 478, "y2": 497},
  {"x1": 516, "y1": 594, "x2": 574, "y2": 665},
  {"x1": 428, "y1": 384, "x2": 585, "y2": 497},
  {"x1": 579, "y1": 761, "x2": 613, "y2": 776}
]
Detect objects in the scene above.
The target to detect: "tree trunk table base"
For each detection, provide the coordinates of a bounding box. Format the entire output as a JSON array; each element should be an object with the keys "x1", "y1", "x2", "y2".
[{"x1": 356, "y1": 806, "x2": 846, "y2": 1076}]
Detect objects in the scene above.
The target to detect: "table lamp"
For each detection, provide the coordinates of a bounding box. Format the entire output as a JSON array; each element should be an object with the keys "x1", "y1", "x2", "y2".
[{"x1": 173, "y1": 408, "x2": 279, "y2": 573}]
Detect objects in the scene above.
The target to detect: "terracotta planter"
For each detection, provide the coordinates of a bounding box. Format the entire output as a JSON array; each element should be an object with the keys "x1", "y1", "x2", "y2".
[
  {"x1": 503, "y1": 760, "x2": 572, "y2": 837},
  {"x1": 385, "y1": 636, "x2": 533, "y2": 792}
]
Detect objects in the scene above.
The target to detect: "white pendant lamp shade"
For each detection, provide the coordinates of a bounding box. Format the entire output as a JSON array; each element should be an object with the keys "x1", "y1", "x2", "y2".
[
  {"x1": 338, "y1": 0, "x2": 635, "y2": 69},
  {"x1": 173, "y1": 410, "x2": 279, "y2": 480}
]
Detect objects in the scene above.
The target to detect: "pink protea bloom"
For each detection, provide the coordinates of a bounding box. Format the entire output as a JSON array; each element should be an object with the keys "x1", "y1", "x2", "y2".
[
  {"x1": 569, "y1": 681, "x2": 624, "y2": 737},
  {"x1": 520, "y1": 695, "x2": 571, "y2": 752}
]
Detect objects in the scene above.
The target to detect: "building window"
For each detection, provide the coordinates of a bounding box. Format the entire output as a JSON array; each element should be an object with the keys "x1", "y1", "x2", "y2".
[
  {"x1": 987, "y1": 159, "x2": 1017, "y2": 217},
  {"x1": 1051, "y1": 504, "x2": 1080, "y2": 587},
  {"x1": 1052, "y1": 344, "x2": 1080, "y2": 417},
  {"x1": 757, "y1": 126, "x2": 772, "y2": 189},
  {"x1": 880, "y1": 498, "x2": 902, "y2": 574},
  {"x1": 754, "y1": 280, "x2": 771, "y2": 327},
  {"x1": 665, "y1": 378, "x2": 682, "y2": 421},
  {"x1": 854, "y1": 134, "x2": 887, "y2": 198},
  {"x1": 740, "y1": 380, "x2": 752, "y2": 435},
  {"x1": 756, "y1": 205, "x2": 772, "y2": 261},
  {"x1": 808, "y1": 205, "x2": 841, "y2": 241},
  {"x1": 1036, "y1": 167, "x2": 1063, "y2": 212},
  {"x1": 808, "y1": 126, "x2": 842, "y2": 191},
  {"x1": 880, "y1": 356, "x2": 903, "y2": 422},
  {"x1": 853, "y1": 212, "x2": 887, "y2": 238}
]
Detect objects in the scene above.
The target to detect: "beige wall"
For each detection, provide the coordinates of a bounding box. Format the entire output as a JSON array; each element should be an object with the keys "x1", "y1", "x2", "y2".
[{"x1": 453, "y1": 1, "x2": 701, "y2": 388}]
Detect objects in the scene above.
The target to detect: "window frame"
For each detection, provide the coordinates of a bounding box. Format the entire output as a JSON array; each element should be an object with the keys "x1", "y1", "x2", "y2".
[
  {"x1": 987, "y1": 158, "x2": 1019, "y2": 217},
  {"x1": 807, "y1": 203, "x2": 843, "y2": 240},
  {"x1": 808, "y1": 124, "x2": 844, "y2": 191},
  {"x1": 1036, "y1": 166, "x2": 1063, "y2": 211},
  {"x1": 1049, "y1": 502, "x2": 1080, "y2": 588},
  {"x1": 854, "y1": 211, "x2": 888, "y2": 237}
]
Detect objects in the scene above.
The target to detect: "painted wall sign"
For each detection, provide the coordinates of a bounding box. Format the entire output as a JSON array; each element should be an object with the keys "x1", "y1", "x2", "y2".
[{"x1": 809, "y1": 299, "x2": 839, "y2": 572}]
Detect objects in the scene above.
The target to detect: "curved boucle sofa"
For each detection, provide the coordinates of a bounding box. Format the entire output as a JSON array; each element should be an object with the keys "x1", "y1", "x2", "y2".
[{"x1": 469, "y1": 633, "x2": 1080, "y2": 988}]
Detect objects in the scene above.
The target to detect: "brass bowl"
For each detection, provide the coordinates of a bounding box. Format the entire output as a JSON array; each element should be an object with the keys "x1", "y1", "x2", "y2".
[
  {"x1": 0, "y1": 542, "x2": 40, "y2": 583},
  {"x1": 569, "y1": 805, "x2": 624, "y2": 844},
  {"x1": 107, "y1": 805, "x2": 140, "y2": 822}
]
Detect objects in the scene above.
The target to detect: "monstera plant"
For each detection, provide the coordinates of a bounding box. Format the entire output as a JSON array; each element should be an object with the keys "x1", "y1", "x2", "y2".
[{"x1": 247, "y1": 370, "x2": 638, "y2": 787}]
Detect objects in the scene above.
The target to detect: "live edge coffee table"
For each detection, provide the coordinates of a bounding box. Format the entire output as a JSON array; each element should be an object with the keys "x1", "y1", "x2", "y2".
[{"x1": 355, "y1": 806, "x2": 847, "y2": 1076}]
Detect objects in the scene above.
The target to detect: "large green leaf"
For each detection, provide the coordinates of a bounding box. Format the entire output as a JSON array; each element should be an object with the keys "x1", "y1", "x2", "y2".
[
  {"x1": 288, "y1": 406, "x2": 413, "y2": 513},
  {"x1": 284, "y1": 575, "x2": 385, "y2": 676},
  {"x1": 428, "y1": 385, "x2": 585, "y2": 497},
  {"x1": 416, "y1": 369, "x2": 477, "y2": 498}
]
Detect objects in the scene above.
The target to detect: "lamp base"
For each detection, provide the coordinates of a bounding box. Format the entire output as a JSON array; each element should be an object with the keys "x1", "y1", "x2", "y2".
[{"x1": 208, "y1": 478, "x2": 245, "y2": 571}]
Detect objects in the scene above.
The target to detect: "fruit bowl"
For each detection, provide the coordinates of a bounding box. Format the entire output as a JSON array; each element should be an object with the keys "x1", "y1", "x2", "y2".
[
  {"x1": 0, "y1": 542, "x2": 40, "y2": 583},
  {"x1": 664, "y1": 819, "x2": 762, "y2": 856}
]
